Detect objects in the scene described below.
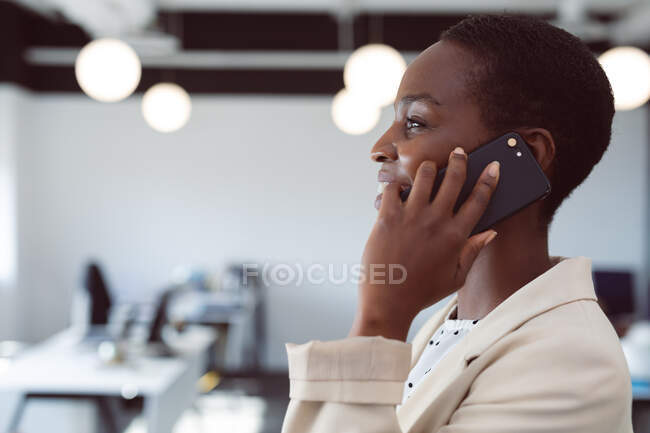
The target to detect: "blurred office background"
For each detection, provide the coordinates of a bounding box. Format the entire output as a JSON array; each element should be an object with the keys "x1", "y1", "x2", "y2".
[{"x1": 1, "y1": 0, "x2": 650, "y2": 432}]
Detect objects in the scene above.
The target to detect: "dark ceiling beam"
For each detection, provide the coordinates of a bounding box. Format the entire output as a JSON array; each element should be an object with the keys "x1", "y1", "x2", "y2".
[
  {"x1": 27, "y1": 66, "x2": 343, "y2": 95},
  {"x1": 0, "y1": 1, "x2": 33, "y2": 87},
  {"x1": 162, "y1": 11, "x2": 340, "y2": 51},
  {"x1": 0, "y1": 0, "x2": 88, "y2": 89},
  {"x1": 0, "y1": 0, "x2": 638, "y2": 95}
]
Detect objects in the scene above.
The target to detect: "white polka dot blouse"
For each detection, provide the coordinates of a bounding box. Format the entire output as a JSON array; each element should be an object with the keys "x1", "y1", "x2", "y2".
[{"x1": 401, "y1": 304, "x2": 480, "y2": 405}]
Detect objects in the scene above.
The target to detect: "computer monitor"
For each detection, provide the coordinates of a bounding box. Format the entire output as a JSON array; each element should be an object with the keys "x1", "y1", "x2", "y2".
[
  {"x1": 592, "y1": 269, "x2": 635, "y2": 318},
  {"x1": 84, "y1": 262, "x2": 112, "y2": 325},
  {"x1": 148, "y1": 287, "x2": 176, "y2": 344}
]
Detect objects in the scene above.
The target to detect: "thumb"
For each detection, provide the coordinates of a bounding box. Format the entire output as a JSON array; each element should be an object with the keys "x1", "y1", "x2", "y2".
[{"x1": 456, "y1": 230, "x2": 497, "y2": 284}]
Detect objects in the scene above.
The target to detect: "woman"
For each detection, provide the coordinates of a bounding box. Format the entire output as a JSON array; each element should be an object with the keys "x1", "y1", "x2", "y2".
[{"x1": 282, "y1": 14, "x2": 633, "y2": 433}]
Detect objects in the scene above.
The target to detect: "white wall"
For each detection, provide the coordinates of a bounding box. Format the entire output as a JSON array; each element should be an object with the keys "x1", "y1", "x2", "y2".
[
  {"x1": 10, "y1": 91, "x2": 649, "y2": 368},
  {"x1": 15, "y1": 93, "x2": 382, "y2": 368}
]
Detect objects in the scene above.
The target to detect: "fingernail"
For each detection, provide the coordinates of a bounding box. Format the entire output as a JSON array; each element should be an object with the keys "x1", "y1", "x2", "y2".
[
  {"x1": 488, "y1": 161, "x2": 500, "y2": 178},
  {"x1": 421, "y1": 162, "x2": 434, "y2": 174},
  {"x1": 483, "y1": 231, "x2": 497, "y2": 247},
  {"x1": 453, "y1": 147, "x2": 465, "y2": 157}
]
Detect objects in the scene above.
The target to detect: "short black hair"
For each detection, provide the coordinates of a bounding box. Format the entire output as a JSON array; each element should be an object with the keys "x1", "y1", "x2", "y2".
[{"x1": 440, "y1": 14, "x2": 614, "y2": 229}]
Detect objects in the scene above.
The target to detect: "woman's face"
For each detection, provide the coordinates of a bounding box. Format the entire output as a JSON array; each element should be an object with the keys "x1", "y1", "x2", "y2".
[{"x1": 372, "y1": 40, "x2": 493, "y2": 209}]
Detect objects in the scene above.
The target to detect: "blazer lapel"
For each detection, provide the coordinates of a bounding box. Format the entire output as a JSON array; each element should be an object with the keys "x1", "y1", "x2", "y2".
[{"x1": 397, "y1": 256, "x2": 598, "y2": 432}]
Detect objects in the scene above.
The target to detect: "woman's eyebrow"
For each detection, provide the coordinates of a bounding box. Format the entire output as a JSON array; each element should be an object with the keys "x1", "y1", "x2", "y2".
[{"x1": 394, "y1": 93, "x2": 442, "y2": 111}]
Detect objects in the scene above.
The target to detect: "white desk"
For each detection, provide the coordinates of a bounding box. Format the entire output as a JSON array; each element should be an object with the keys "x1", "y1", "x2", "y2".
[{"x1": 0, "y1": 327, "x2": 214, "y2": 433}]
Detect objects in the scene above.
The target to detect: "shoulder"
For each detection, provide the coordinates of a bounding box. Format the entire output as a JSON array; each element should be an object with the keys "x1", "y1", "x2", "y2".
[
  {"x1": 469, "y1": 299, "x2": 631, "y2": 416},
  {"x1": 448, "y1": 299, "x2": 633, "y2": 432},
  {"x1": 482, "y1": 298, "x2": 630, "y2": 377},
  {"x1": 511, "y1": 298, "x2": 628, "y2": 367}
]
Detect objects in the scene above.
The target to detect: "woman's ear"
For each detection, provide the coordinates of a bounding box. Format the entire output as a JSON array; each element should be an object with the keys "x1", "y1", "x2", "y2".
[{"x1": 515, "y1": 127, "x2": 556, "y2": 174}]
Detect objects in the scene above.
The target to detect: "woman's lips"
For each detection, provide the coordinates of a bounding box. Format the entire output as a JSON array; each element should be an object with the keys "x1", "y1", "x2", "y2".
[
  {"x1": 375, "y1": 182, "x2": 411, "y2": 210},
  {"x1": 376, "y1": 169, "x2": 412, "y2": 210},
  {"x1": 377, "y1": 170, "x2": 397, "y2": 183},
  {"x1": 375, "y1": 194, "x2": 382, "y2": 210}
]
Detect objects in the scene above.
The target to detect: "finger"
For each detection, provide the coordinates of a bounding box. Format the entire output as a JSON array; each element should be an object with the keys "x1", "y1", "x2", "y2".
[
  {"x1": 431, "y1": 147, "x2": 468, "y2": 215},
  {"x1": 455, "y1": 160, "x2": 500, "y2": 236},
  {"x1": 408, "y1": 161, "x2": 437, "y2": 207},
  {"x1": 455, "y1": 230, "x2": 497, "y2": 286},
  {"x1": 378, "y1": 182, "x2": 402, "y2": 219}
]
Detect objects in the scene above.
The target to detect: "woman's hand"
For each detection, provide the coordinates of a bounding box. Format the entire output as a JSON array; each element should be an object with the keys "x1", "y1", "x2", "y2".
[{"x1": 349, "y1": 147, "x2": 500, "y2": 341}]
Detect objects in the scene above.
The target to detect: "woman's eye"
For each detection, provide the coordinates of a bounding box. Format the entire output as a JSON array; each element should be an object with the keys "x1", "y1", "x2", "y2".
[{"x1": 406, "y1": 117, "x2": 424, "y2": 129}]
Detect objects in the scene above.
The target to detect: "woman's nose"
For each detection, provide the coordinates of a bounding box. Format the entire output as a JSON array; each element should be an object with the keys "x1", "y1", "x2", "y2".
[{"x1": 370, "y1": 135, "x2": 398, "y2": 163}]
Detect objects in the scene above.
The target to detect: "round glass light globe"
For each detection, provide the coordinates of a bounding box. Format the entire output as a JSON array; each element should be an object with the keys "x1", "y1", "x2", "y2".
[
  {"x1": 331, "y1": 88, "x2": 381, "y2": 135},
  {"x1": 120, "y1": 383, "x2": 139, "y2": 400},
  {"x1": 598, "y1": 46, "x2": 650, "y2": 111},
  {"x1": 344, "y1": 44, "x2": 407, "y2": 107},
  {"x1": 75, "y1": 38, "x2": 141, "y2": 103},
  {"x1": 141, "y1": 83, "x2": 192, "y2": 133}
]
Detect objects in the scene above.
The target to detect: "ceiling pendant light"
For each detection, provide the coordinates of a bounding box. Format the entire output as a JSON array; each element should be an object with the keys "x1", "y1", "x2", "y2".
[
  {"x1": 75, "y1": 38, "x2": 141, "y2": 103},
  {"x1": 344, "y1": 43, "x2": 407, "y2": 108},
  {"x1": 331, "y1": 88, "x2": 381, "y2": 135},
  {"x1": 141, "y1": 83, "x2": 192, "y2": 133},
  {"x1": 598, "y1": 46, "x2": 650, "y2": 111}
]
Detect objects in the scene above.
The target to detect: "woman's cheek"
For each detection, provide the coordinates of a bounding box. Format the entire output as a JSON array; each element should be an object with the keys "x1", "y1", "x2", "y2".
[
  {"x1": 396, "y1": 152, "x2": 420, "y2": 183},
  {"x1": 398, "y1": 136, "x2": 449, "y2": 181},
  {"x1": 403, "y1": 149, "x2": 444, "y2": 181}
]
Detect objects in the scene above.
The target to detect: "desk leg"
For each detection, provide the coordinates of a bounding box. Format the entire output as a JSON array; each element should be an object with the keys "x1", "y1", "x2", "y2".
[
  {"x1": 2, "y1": 394, "x2": 131, "y2": 433},
  {"x1": 145, "y1": 357, "x2": 201, "y2": 433},
  {"x1": 145, "y1": 396, "x2": 173, "y2": 433},
  {"x1": 2, "y1": 393, "x2": 26, "y2": 433},
  {"x1": 95, "y1": 396, "x2": 119, "y2": 433}
]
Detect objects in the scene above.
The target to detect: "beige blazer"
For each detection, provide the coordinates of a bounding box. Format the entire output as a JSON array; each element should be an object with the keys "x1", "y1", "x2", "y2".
[{"x1": 282, "y1": 256, "x2": 634, "y2": 433}]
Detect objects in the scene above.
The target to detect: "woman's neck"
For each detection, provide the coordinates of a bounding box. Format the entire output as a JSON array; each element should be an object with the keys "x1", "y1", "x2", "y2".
[{"x1": 455, "y1": 207, "x2": 553, "y2": 320}]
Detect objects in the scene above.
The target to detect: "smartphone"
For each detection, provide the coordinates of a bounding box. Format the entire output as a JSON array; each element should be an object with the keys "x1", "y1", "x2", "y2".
[{"x1": 399, "y1": 132, "x2": 551, "y2": 237}]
